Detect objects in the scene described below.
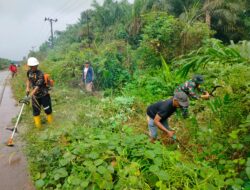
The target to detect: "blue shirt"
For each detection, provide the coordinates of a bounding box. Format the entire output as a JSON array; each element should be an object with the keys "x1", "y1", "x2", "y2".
[{"x1": 82, "y1": 66, "x2": 94, "y2": 83}]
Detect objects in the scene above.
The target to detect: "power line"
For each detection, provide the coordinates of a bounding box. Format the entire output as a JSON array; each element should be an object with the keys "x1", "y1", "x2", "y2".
[
  {"x1": 53, "y1": 0, "x2": 80, "y2": 19},
  {"x1": 54, "y1": 0, "x2": 72, "y2": 13},
  {"x1": 35, "y1": 1, "x2": 86, "y2": 49},
  {"x1": 32, "y1": 9, "x2": 51, "y2": 48},
  {"x1": 62, "y1": 0, "x2": 85, "y2": 14},
  {"x1": 35, "y1": 21, "x2": 48, "y2": 45},
  {"x1": 34, "y1": 1, "x2": 71, "y2": 45}
]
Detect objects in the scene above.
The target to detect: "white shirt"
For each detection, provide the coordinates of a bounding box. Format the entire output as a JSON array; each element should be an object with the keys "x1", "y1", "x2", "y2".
[{"x1": 84, "y1": 67, "x2": 88, "y2": 79}]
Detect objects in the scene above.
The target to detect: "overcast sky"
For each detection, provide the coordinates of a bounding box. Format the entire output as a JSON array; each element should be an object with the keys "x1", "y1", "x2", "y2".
[{"x1": 0, "y1": 0, "x2": 121, "y2": 61}]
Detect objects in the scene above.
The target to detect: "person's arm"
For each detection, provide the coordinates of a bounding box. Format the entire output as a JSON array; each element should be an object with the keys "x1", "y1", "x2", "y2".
[
  {"x1": 26, "y1": 71, "x2": 31, "y2": 94},
  {"x1": 30, "y1": 87, "x2": 39, "y2": 96},
  {"x1": 23, "y1": 84, "x2": 38, "y2": 102},
  {"x1": 198, "y1": 86, "x2": 210, "y2": 99},
  {"x1": 188, "y1": 87, "x2": 200, "y2": 99},
  {"x1": 23, "y1": 78, "x2": 37, "y2": 103},
  {"x1": 26, "y1": 79, "x2": 30, "y2": 94},
  {"x1": 154, "y1": 114, "x2": 174, "y2": 137},
  {"x1": 26, "y1": 79, "x2": 39, "y2": 97},
  {"x1": 200, "y1": 91, "x2": 210, "y2": 99},
  {"x1": 189, "y1": 85, "x2": 210, "y2": 99}
]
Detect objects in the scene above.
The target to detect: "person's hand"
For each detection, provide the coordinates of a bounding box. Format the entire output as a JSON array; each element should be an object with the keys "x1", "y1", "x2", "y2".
[
  {"x1": 201, "y1": 91, "x2": 210, "y2": 100},
  {"x1": 167, "y1": 130, "x2": 175, "y2": 138},
  {"x1": 26, "y1": 87, "x2": 30, "y2": 95},
  {"x1": 22, "y1": 96, "x2": 31, "y2": 103}
]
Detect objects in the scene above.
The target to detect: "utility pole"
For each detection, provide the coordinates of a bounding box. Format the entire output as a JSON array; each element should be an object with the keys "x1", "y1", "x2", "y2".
[
  {"x1": 86, "y1": 13, "x2": 90, "y2": 47},
  {"x1": 45, "y1": 17, "x2": 58, "y2": 48},
  {"x1": 83, "y1": 11, "x2": 91, "y2": 47}
]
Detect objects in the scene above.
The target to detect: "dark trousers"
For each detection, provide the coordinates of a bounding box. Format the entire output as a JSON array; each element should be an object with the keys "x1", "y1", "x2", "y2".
[
  {"x1": 32, "y1": 94, "x2": 52, "y2": 116},
  {"x1": 11, "y1": 72, "x2": 17, "y2": 78}
]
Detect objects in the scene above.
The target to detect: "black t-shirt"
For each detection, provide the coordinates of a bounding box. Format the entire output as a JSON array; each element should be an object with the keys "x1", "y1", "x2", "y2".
[
  {"x1": 147, "y1": 99, "x2": 176, "y2": 121},
  {"x1": 27, "y1": 69, "x2": 48, "y2": 98}
]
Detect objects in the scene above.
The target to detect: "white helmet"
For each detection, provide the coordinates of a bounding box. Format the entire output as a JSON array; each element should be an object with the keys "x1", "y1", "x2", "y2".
[{"x1": 27, "y1": 57, "x2": 39, "y2": 66}]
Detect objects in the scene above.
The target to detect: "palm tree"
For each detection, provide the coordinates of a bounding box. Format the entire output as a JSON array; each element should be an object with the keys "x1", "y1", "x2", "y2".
[
  {"x1": 91, "y1": 0, "x2": 131, "y2": 31},
  {"x1": 167, "y1": 0, "x2": 246, "y2": 42},
  {"x1": 203, "y1": 0, "x2": 246, "y2": 42},
  {"x1": 202, "y1": 0, "x2": 245, "y2": 28},
  {"x1": 159, "y1": 0, "x2": 198, "y2": 16}
]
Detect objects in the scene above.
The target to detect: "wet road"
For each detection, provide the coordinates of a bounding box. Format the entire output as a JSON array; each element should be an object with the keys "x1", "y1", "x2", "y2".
[{"x1": 0, "y1": 70, "x2": 34, "y2": 190}]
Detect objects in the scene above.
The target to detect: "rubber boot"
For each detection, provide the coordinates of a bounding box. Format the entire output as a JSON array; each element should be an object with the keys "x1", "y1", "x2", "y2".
[
  {"x1": 34, "y1": 116, "x2": 42, "y2": 128},
  {"x1": 47, "y1": 114, "x2": 53, "y2": 124}
]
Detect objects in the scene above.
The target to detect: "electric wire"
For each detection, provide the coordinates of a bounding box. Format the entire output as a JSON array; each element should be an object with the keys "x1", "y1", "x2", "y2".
[{"x1": 33, "y1": 0, "x2": 88, "y2": 50}]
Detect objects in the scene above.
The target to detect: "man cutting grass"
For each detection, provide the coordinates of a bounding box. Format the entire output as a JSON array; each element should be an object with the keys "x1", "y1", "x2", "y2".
[{"x1": 146, "y1": 92, "x2": 189, "y2": 143}]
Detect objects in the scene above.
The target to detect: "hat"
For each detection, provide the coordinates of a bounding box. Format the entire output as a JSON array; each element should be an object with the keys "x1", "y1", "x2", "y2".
[
  {"x1": 27, "y1": 57, "x2": 39, "y2": 66},
  {"x1": 174, "y1": 92, "x2": 189, "y2": 107},
  {"x1": 192, "y1": 74, "x2": 204, "y2": 84}
]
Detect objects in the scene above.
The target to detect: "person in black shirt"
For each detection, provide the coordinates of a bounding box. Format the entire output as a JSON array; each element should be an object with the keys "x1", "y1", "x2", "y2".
[
  {"x1": 23, "y1": 57, "x2": 53, "y2": 128},
  {"x1": 146, "y1": 92, "x2": 189, "y2": 142}
]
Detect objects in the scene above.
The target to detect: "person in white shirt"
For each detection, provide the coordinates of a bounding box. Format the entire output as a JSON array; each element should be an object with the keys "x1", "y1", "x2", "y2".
[{"x1": 82, "y1": 61, "x2": 94, "y2": 92}]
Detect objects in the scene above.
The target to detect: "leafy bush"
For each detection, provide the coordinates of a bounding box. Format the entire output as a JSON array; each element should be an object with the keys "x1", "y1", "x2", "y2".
[
  {"x1": 93, "y1": 41, "x2": 132, "y2": 90},
  {"x1": 0, "y1": 58, "x2": 11, "y2": 70},
  {"x1": 136, "y1": 12, "x2": 181, "y2": 67},
  {"x1": 23, "y1": 90, "x2": 226, "y2": 190}
]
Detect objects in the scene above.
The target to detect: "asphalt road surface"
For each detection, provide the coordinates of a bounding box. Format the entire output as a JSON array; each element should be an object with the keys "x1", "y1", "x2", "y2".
[{"x1": 0, "y1": 70, "x2": 34, "y2": 190}]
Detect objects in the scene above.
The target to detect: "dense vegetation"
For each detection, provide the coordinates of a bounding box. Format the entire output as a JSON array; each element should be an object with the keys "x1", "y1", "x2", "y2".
[
  {"x1": 12, "y1": 0, "x2": 250, "y2": 189},
  {"x1": 0, "y1": 58, "x2": 11, "y2": 70}
]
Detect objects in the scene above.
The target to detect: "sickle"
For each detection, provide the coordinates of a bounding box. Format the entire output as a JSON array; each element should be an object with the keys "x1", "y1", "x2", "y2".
[{"x1": 210, "y1": 85, "x2": 223, "y2": 97}]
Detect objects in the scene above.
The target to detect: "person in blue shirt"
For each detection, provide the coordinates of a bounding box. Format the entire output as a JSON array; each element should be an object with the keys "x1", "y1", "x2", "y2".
[{"x1": 82, "y1": 61, "x2": 94, "y2": 92}]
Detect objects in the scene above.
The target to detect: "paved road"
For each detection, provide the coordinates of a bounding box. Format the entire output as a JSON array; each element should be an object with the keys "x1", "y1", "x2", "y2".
[{"x1": 0, "y1": 70, "x2": 34, "y2": 190}]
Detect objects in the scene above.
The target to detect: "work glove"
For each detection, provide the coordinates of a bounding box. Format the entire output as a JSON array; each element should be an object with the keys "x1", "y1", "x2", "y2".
[{"x1": 22, "y1": 95, "x2": 31, "y2": 104}]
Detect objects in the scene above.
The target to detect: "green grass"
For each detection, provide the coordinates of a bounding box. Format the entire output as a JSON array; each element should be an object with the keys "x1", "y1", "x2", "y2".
[{"x1": 10, "y1": 71, "x2": 225, "y2": 189}]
